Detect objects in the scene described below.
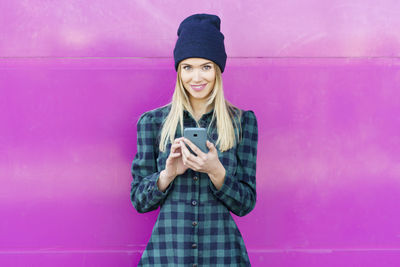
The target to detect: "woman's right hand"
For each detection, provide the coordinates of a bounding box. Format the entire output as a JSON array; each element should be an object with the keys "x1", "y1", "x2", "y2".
[
  {"x1": 157, "y1": 137, "x2": 188, "y2": 191},
  {"x1": 164, "y1": 137, "x2": 188, "y2": 178}
]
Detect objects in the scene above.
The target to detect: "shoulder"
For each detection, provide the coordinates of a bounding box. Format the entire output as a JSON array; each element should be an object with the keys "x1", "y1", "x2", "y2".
[
  {"x1": 235, "y1": 109, "x2": 258, "y2": 146},
  {"x1": 137, "y1": 104, "x2": 172, "y2": 125},
  {"x1": 242, "y1": 110, "x2": 257, "y2": 126},
  {"x1": 228, "y1": 106, "x2": 257, "y2": 126},
  {"x1": 238, "y1": 110, "x2": 258, "y2": 140}
]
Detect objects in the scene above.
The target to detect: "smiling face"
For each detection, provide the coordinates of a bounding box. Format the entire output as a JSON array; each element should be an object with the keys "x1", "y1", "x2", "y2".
[{"x1": 179, "y1": 58, "x2": 216, "y2": 103}]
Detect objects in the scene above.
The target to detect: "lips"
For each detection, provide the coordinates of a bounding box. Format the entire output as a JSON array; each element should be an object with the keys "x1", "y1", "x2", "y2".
[{"x1": 190, "y1": 84, "x2": 207, "y2": 91}]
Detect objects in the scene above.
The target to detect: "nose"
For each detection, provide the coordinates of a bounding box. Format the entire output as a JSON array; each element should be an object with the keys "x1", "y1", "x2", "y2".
[{"x1": 192, "y1": 69, "x2": 202, "y2": 83}]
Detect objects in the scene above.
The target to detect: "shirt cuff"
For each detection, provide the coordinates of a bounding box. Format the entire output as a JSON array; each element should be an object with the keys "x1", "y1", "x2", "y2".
[
  {"x1": 208, "y1": 170, "x2": 234, "y2": 199},
  {"x1": 151, "y1": 172, "x2": 173, "y2": 196}
]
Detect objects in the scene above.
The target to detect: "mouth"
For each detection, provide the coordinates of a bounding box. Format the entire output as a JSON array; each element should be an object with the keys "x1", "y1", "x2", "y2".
[{"x1": 190, "y1": 84, "x2": 207, "y2": 91}]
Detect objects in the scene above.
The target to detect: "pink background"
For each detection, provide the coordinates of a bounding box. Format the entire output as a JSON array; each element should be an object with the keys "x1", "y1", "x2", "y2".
[{"x1": 1, "y1": 1, "x2": 400, "y2": 266}]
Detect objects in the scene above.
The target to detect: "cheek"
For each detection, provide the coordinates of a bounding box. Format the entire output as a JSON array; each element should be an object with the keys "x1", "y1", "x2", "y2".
[
  {"x1": 180, "y1": 72, "x2": 191, "y2": 84},
  {"x1": 205, "y1": 71, "x2": 216, "y2": 82}
]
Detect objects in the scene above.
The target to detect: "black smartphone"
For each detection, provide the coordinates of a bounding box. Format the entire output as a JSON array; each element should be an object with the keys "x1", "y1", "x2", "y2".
[{"x1": 183, "y1": 127, "x2": 208, "y2": 155}]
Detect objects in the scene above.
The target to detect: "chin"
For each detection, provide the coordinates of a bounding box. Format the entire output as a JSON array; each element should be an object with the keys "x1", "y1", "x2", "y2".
[{"x1": 192, "y1": 91, "x2": 210, "y2": 99}]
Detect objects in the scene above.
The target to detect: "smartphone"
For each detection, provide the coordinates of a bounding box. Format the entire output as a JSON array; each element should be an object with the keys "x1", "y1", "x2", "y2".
[{"x1": 183, "y1": 127, "x2": 209, "y2": 155}]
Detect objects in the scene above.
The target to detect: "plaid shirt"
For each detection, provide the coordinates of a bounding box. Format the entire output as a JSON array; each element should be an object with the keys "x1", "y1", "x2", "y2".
[{"x1": 130, "y1": 104, "x2": 258, "y2": 266}]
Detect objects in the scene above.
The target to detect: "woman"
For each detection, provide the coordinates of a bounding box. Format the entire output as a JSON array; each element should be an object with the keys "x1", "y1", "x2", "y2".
[{"x1": 131, "y1": 13, "x2": 258, "y2": 266}]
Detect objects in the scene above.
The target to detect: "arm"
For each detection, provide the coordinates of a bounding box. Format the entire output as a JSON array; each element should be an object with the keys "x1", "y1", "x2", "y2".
[
  {"x1": 208, "y1": 110, "x2": 258, "y2": 217},
  {"x1": 130, "y1": 113, "x2": 173, "y2": 213}
]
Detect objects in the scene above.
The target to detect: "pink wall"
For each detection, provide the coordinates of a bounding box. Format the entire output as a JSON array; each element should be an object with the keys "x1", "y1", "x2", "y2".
[{"x1": 1, "y1": 1, "x2": 400, "y2": 266}]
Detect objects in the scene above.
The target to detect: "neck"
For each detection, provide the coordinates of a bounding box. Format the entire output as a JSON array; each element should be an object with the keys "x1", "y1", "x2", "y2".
[{"x1": 189, "y1": 98, "x2": 213, "y2": 120}]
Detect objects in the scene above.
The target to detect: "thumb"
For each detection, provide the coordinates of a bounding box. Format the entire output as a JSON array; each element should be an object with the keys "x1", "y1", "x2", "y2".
[{"x1": 206, "y1": 140, "x2": 215, "y2": 151}]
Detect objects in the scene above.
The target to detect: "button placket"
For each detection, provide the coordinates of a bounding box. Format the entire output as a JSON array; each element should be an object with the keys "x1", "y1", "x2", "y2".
[{"x1": 192, "y1": 171, "x2": 200, "y2": 265}]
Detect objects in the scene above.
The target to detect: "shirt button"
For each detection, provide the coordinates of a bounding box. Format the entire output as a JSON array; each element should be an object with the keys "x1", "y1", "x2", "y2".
[
  {"x1": 193, "y1": 176, "x2": 198, "y2": 181},
  {"x1": 192, "y1": 221, "x2": 198, "y2": 226},
  {"x1": 191, "y1": 200, "x2": 197, "y2": 206},
  {"x1": 192, "y1": 243, "x2": 197, "y2": 249}
]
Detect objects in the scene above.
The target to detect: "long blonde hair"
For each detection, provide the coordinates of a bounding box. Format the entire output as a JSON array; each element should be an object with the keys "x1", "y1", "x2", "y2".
[{"x1": 159, "y1": 62, "x2": 242, "y2": 153}]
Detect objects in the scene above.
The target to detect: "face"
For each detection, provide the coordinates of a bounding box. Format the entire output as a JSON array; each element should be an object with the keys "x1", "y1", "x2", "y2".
[{"x1": 179, "y1": 58, "x2": 216, "y2": 102}]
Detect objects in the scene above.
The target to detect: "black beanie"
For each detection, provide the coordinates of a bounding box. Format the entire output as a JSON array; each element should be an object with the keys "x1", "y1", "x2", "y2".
[{"x1": 173, "y1": 14, "x2": 227, "y2": 73}]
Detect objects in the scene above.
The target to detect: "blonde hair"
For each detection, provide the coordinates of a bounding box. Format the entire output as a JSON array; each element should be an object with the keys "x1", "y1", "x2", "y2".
[{"x1": 159, "y1": 62, "x2": 242, "y2": 152}]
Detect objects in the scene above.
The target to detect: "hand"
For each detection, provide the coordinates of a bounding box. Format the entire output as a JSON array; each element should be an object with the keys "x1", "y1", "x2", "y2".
[
  {"x1": 164, "y1": 137, "x2": 189, "y2": 179},
  {"x1": 180, "y1": 138, "x2": 226, "y2": 184},
  {"x1": 157, "y1": 137, "x2": 189, "y2": 192}
]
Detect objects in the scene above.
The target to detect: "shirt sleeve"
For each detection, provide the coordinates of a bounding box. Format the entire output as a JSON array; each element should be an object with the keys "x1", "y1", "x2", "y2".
[
  {"x1": 209, "y1": 110, "x2": 258, "y2": 217},
  {"x1": 130, "y1": 112, "x2": 173, "y2": 213}
]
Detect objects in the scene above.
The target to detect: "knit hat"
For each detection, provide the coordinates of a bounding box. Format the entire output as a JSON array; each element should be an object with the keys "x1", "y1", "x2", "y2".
[{"x1": 173, "y1": 14, "x2": 227, "y2": 73}]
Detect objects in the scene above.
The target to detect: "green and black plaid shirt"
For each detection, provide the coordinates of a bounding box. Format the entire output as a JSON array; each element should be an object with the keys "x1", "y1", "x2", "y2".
[{"x1": 131, "y1": 104, "x2": 258, "y2": 266}]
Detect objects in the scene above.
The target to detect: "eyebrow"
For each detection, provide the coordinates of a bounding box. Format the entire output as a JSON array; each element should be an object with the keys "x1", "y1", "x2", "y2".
[{"x1": 181, "y1": 62, "x2": 213, "y2": 67}]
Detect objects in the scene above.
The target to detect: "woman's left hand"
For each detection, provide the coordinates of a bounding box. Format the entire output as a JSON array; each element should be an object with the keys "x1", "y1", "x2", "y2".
[{"x1": 180, "y1": 138, "x2": 226, "y2": 189}]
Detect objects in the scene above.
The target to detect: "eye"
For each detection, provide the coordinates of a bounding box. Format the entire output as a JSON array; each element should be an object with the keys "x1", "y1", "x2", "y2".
[
  {"x1": 183, "y1": 65, "x2": 191, "y2": 71},
  {"x1": 203, "y1": 65, "x2": 212, "y2": 70}
]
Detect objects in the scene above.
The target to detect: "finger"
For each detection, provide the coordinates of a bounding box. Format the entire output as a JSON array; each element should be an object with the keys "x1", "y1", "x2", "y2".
[
  {"x1": 180, "y1": 141, "x2": 200, "y2": 168},
  {"x1": 169, "y1": 152, "x2": 181, "y2": 158},
  {"x1": 173, "y1": 138, "x2": 184, "y2": 149},
  {"x1": 184, "y1": 161, "x2": 198, "y2": 171},
  {"x1": 170, "y1": 143, "x2": 182, "y2": 153},
  {"x1": 180, "y1": 148, "x2": 198, "y2": 170},
  {"x1": 184, "y1": 154, "x2": 201, "y2": 170},
  {"x1": 171, "y1": 142, "x2": 181, "y2": 149},
  {"x1": 180, "y1": 141, "x2": 192, "y2": 158},
  {"x1": 179, "y1": 142, "x2": 190, "y2": 164},
  {"x1": 181, "y1": 141, "x2": 201, "y2": 163},
  {"x1": 206, "y1": 140, "x2": 215, "y2": 151},
  {"x1": 174, "y1": 137, "x2": 184, "y2": 143},
  {"x1": 183, "y1": 138, "x2": 205, "y2": 157},
  {"x1": 180, "y1": 141, "x2": 203, "y2": 167}
]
